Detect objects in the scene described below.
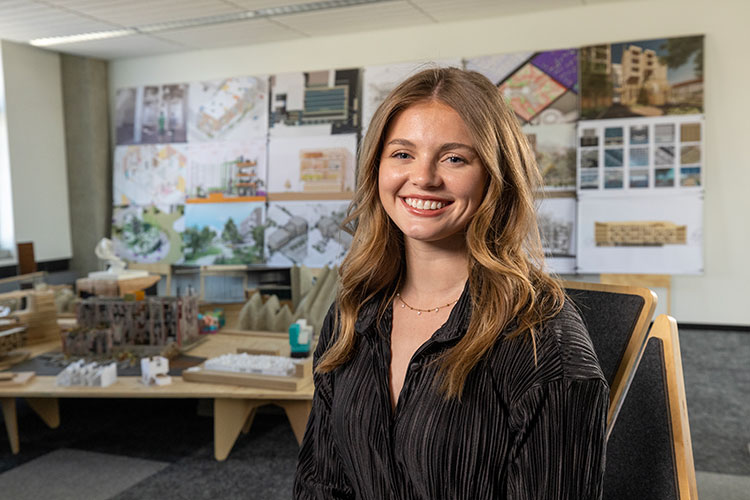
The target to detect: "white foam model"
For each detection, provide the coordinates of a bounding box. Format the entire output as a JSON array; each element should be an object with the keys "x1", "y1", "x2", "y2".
[
  {"x1": 203, "y1": 353, "x2": 297, "y2": 377},
  {"x1": 56, "y1": 360, "x2": 118, "y2": 387},
  {"x1": 140, "y1": 356, "x2": 172, "y2": 386},
  {"x1": 88, "y1": 238, "x2": 148, "y2": 281}
]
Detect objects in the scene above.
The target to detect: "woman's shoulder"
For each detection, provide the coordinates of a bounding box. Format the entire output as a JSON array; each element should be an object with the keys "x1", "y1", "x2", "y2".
[
  {"x1": 538, "y1": 299, "x2": 605, "y2": 382},
  {"x1": 487, "y1": 297, "x2": 606, "y2": 400}
]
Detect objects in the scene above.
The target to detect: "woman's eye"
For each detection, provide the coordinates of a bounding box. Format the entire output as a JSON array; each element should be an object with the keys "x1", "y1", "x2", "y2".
[
  {"x1": 444, "y1": 155, "x2": 466, "y2": 164},
  {"x1": 392, "y1": 152, "x2": 411, "y2": 160}
]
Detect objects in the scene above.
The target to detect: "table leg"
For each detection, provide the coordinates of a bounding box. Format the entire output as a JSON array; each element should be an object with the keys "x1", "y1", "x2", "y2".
[
  {"x1": 277, "y1": 400, "x2": 312, "y2": 445},
  {"x1": 241, "y1": 407, "x2": 258, "y2": 435},
  {"x1": 213, "y1": 398, "x2": 264, "y2": 461},
  {"x1": 0, "y1": 397, "x2": 19, "y2": 454},
  {"x1": 26, "y1": 398, "x2": 60, "y2": 428}
]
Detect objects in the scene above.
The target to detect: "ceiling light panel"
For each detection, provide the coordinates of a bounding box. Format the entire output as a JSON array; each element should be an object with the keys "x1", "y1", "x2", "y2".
[
  {"x1": 410, "y1": 0, "x2": 580, "y2": 22},
  {"x1": 155, "y1": 17, "x2": 304, "y2": 49},
  {"x1": 44, "y1": 0, "x2": 244, "y2": 27},
  {"x1": 46, "y1": 33, "x2": 187, "y2": 59},
  {"x1": 272, "y1": 1, "x2": 433, "y2": 36}
]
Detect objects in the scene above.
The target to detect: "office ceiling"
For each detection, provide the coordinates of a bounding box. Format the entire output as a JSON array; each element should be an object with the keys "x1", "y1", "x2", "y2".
[{"x1": 0, "y1": 0, "x2": 630, "y2": 60}]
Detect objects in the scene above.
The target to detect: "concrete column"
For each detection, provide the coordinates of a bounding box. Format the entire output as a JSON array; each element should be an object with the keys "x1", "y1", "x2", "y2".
[{"x1": 60, "y1": 54, "x2": 110, "y2": 276}]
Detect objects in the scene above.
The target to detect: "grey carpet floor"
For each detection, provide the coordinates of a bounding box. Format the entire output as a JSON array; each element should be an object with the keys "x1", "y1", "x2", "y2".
[
  {"x1": 0, "y1": 449, "x2": 168, "y2": 500},
  {"x1": 0, "y1": 327, "x2": 747, "y2": 498},
  {"x1": 680, "y1": 328, "x2": 750, "y2": 476}
]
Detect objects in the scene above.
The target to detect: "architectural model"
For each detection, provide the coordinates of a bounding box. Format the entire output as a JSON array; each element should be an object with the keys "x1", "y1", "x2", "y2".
[
  {"x1": 62, "y1": 295, "x2": 200, "y2": 357},
  {"x1": 56, "y1": 360, "x2": 118, "y2": 387}
]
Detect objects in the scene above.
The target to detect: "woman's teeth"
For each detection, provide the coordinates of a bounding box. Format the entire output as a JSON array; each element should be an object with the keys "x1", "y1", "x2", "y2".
[{"x1": 404, "y1": 198, "x2": 445, "y2": 210}]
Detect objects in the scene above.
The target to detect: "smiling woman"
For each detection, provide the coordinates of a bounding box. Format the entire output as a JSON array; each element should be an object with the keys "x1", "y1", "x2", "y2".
[{"x1": 294, "y1": 68, "x2": 608, "y2": 499}]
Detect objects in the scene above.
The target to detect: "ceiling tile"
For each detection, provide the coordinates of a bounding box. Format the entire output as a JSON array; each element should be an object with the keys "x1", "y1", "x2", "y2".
[
  {"x1": 156, "y1": 18, "x2": 305, "y2": 49},
  {"x1": 0, "y1": 1, "x2": 118, "y2": 41},
  {"x1": 272, "y1": 1, "x2": 434, "y2": 36},
  {"x1": 44, "y1": 0, "x2": 244, "y2": 27},
  {"x1": 410, "y1": 0, "x2": 580, "y2": 22}
]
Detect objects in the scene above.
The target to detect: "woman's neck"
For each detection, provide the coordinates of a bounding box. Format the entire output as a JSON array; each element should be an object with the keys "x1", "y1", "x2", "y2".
[{"x1": 400, "y1": 236, "x2": 469, "y2": 307}]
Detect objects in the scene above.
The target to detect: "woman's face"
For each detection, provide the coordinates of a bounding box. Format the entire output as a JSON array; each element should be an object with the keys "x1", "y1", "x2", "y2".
[{"x1": 378, "y1": 100, "x2": 487, "y2": 246}]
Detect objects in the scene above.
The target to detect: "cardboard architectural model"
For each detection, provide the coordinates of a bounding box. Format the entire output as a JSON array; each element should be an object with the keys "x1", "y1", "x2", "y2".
[
  {"x1": 0, "y1": 289, "x2": 59, "y2": 345},
  {"x1": 63, "y1": 295, "x2": 200, "y2": 357}
]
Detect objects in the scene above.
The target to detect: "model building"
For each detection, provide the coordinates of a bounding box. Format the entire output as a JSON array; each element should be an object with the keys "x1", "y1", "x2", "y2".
[{"x1": 62, "y1": 295, "x2": 200, "y2": 356}]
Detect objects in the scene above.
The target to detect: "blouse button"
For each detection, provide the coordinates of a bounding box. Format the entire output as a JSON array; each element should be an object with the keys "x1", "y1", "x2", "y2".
[{"x1": 409, "y1": 362, "x2": 421, "y2": 372}]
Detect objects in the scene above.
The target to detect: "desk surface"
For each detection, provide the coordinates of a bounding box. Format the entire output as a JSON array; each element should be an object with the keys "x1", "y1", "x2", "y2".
[{"x1": 0, "y1": 333, "x2": 313, "y2": 400}]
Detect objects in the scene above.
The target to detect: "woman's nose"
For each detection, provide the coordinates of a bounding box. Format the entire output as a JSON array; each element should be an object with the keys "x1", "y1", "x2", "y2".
[{"x1": 410, "y1": 156, "x2": 441, "y2": 188}]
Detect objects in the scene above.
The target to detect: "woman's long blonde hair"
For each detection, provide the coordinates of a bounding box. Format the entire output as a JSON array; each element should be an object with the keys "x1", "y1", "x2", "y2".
[{"x1": 318, "y1": 67, "x2": 565, "y2": 399}]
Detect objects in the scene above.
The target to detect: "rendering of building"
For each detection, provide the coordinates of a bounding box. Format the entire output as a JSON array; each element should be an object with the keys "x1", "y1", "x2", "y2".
[{"x1": 595, "y1": 221, "x2": 687, "y2": 246}]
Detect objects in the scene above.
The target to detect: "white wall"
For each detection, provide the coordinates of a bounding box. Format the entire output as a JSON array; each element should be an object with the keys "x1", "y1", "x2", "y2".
[
  {"x1": 109, "y1": 0, "x2": 750, "y2": 325},
  {"x1": 1, "y1": 40, "x2": 72, "y2": 262}
]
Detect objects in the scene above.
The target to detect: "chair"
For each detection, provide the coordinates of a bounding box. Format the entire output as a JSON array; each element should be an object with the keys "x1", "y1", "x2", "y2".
[
  {"x1": 564, "y1": 281, "x2": 657, "y2": 437},
  {"x1": 603, "y1": 315, "x2": 698, "y2": 499}
]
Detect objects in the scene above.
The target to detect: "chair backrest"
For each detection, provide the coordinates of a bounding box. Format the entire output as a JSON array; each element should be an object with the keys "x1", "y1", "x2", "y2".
[
  {"x1": 564, "y1": 281, "x2": 657, "y2": 436},
  {"x1": 603, "y1": 314, "x2": 698, "y2": 500}
]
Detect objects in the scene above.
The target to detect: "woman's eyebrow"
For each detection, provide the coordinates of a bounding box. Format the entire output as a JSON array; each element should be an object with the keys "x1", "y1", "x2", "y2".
[
  {"x1": 385, "y1": 138, "x2": 416, "y2": 147},
  {"x1": 438, "y1": 142, "x2": 477, "y2": 155}
]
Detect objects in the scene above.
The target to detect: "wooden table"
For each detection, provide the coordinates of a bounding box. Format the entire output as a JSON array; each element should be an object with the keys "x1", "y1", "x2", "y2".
[{"x1": 0, "y1": 334, "x2": 314, "y2": 461}]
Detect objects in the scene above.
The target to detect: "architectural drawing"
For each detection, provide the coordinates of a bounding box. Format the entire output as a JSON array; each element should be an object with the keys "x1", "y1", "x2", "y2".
[
  {"x1": 577, "y1": 114, "x2": 703, "y2": 194},
  {"x1": 269, "y1": 68, "x2": 359, "y2": 136},
  {"x1": 594, "y1": 221, "x2": 687, "y2": 246},
  {"x1": 186, "y1": 140, "x2": 267, "y2": 201},
  {"x1": 577, "y1": 192, "x2": 703, "y2": 274},
  {"x1": 265, "y1": 201, "x2": 352, "y2": 267},
  {"x1": 537, "y1": 196, "x2": 576, "y2": 274},
  {"x1": 188, "y1": 76, "x2": 268, "y2": 141},
  {"x1": 466, "y1": 49, "x2": 579, "y2": 125},
  {"x1": 267, "y1": 134, "x2": 357, "y2": 195},
  {"x1": 113, "y1": 144, "x2": 188, "y2": 207},
  {"x1": 140, "y1": 84, "x2": 188, "y2": 144},
  {"x1": 523, "y1": 123, "x2": 576, "y2": 191},
  {"x1": 183, "y1": 201, "x2": 265, "y2": 265},
  {"x1": 581, "y1": 35, "x2": 704, "y2": 119},
  {"x1": 112, "y1": 205, "x2": 184, "y2": 265}
]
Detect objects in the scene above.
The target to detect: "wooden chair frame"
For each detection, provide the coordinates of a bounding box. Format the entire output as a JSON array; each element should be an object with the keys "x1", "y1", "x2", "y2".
[
  {"x1": 563, "y1": 281, "x2": 657, "y2": 437},
  {"x1": 648, "y1": 314, "x2": 699, "y2": 500}
]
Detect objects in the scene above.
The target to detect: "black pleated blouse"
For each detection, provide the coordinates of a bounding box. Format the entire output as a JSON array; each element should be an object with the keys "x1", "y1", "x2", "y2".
[{"x1": 294, "y1": 287, "x2": 608, "y2": 499}]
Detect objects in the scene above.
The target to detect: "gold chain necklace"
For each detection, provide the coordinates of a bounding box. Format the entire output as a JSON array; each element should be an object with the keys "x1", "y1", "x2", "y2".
[{"x1": 396, "y1": 292, "x2": 460, "y2": 316}]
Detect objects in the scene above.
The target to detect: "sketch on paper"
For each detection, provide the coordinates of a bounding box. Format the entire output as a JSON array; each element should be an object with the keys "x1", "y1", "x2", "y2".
[
  {"x1": 188, "y1": 76, "x2": 268, "y2": 142},
  {"x1": 466, "y1": 49, "x2": 579, "y2": 125},
  {"x1": 187, "y1": 141, "x2": 267, "y2": 201},
  {"x1": 265, "y1": 201, "x2": 352, "y2": 267},
  {"x1": 267, "y1": 134, "x2": 357, "y2": 195},
  {"x1": 269, "y1": 68, "x2": 360, "y2": 136},
  {"x1": 580, "y1": 35, "x2": 704, "y2": 119},
  {"x1": 183, "y1": 202, "x2": 265, "y2": 265},
  {"x1": 523, "y1": 124, "x2": 576, "y2": 191},
  {"x1": 362, "y1": 59, "x2": 462, "y2": 130},
  {"x1": 112, "y1": 205, "x2": 184, "y2": 265},
  {"x1": 576, "y1": 192, "x2": 703, "y2": 274},
  {"x1": 113, "y1": 144, "x2": 187, "y2": 207},
  {"x1": 537, "y1": 196, "x2": 576, "y2": 274}
]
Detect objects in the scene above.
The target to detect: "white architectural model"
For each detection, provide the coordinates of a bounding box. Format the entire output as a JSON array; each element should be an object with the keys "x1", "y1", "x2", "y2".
[
  {"x1": 89, "y1": 238, "x2": 148, "y2": 281},
  {"x1": 203, "y1": 353, "x2": 297, "y2": 377},
  {"x1": 56, "y1": 360, "x2": 118, "y2": 387},
  {"x1": 140, "y1": 356, "x2": 172, "y2": 386}
]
